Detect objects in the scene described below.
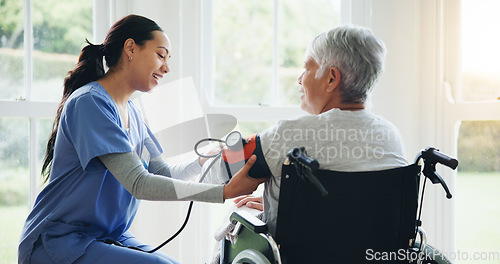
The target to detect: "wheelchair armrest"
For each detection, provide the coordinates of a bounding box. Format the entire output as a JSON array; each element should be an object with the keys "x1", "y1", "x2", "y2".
[{"x1": 230, "y1": 211, "x2": 268, "y2": 234}]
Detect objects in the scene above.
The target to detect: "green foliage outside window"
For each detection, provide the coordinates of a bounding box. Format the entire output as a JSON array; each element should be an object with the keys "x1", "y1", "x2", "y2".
[
  {"x1": 1, "y1": 1, "x2": 92, "y2": 260},
  {"x1": 213, "y1": 0, "x2": 340, "y2": 106},
  {"x1": 1, "y1": 0, "x2": 92, "y2": 52},
  {"x1": 0, "y1": 0, "x2": 92, "y2": 101},
  {"x1": 458, "y1": 121, "x2": 500, "y2": 172}
]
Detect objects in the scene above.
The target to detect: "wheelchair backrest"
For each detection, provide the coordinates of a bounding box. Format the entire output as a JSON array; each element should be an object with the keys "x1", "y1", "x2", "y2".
[{"x1": 275, "y1": 163, "x2": 420, "y2": 263}]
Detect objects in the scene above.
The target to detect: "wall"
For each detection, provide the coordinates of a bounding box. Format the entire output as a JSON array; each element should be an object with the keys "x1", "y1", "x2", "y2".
[
  {"x1": 360, "y1": 0, "x2": 455, "y2": 253},
  {"x1": 365, "y1": 0, "x2": 455, "y2": 253},
  {"x1": 370, "y1": 0, "x2": 422, "y2": 155}
]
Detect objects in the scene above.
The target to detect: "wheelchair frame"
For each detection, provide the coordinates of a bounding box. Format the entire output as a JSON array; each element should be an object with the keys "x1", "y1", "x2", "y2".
[{"x1": 220, "y1": 147, "x2": 457, "y2": 264}]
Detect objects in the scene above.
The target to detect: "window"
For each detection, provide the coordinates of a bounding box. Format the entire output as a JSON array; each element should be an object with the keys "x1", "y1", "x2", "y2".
[
  {"x1": 209, "y1": 0, "x2": 341, "y2": 107},
  {"x1": 202, "y1": 0, "x2": 343, "y2": 255},
  {"x1": 31, "y1": 0, "x2": 93, "y2": 101},
  {"x1": 445, "y1": 0, "x2": 500, "y2": 262},
  {"x1": 457, "y1": 121, "x2": 500, "y2": 262},
  {"x1": 0, "y1": 117, "x2": 29, "y2": 262},
  {"x1": 0, "y1": 1, "x2": 93, "y2": 262},
  {"x1": 459, "y1": 0, "x2": 500, "y2": 102},
  {"x1": 0, "y1": 0, "x2": 24, "y2": 100}
]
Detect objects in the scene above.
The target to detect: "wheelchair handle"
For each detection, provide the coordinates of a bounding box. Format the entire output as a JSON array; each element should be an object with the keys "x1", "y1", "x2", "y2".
[
  {"x1": 421, "y1": 147, "x2": 458, "y2": 170},
  {"x1": 303, "y1": 169, "x2": 329, "y2": 197},
  {"x1": 415, "y1": 147, "x2": 457, "y2": 199},
  {"x1": 286, "y1": 147, "x2": 327, "y2": 197},
  {"x1": 287, "y1": 147, "x2": 320, "y2": 172},
  {"x1": 424, "y1": 167, "x2": 453, "y2": 199}
]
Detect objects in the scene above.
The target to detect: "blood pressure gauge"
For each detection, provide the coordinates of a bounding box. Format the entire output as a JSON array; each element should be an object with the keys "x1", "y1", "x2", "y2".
[{"x1": 225, "y1": 131, "x2": 247, "y2": 150}]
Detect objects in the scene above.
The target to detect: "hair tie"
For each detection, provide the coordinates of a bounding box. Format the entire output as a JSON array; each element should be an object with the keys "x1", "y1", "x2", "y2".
[
  {"x1": 84, "y1": 39, "x2": 105, "y2": 57},
  {"x1": 96, "y1": 44, "x2": 106, "y2": 57}
]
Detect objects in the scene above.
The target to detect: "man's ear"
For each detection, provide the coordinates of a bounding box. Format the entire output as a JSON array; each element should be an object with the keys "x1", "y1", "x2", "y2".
[{"x1": 327, "y1": 67, "x2": 341, "y2": 92}]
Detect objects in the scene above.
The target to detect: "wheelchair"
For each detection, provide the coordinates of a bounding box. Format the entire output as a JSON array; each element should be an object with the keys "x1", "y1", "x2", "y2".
[{"x1": 220, "y1": 147, "x2": 458, "y2": 264}]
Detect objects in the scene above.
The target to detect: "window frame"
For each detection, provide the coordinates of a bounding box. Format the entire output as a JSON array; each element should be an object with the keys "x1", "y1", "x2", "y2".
[
  {"x1": 422, "y1": 0, "x2": 500, "y2": 253},
  {"x1": 0, "y1": 0, "x2": 112, "y2": 207},
  {"x1": 197, "y1": 0, "x2": 356, "y2": 123},
  {"x1": 443, "y1": 0, "x2": 500, "y2": 120}
]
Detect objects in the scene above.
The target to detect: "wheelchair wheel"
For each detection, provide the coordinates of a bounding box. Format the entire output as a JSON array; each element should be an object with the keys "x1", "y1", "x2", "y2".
[
  {"x1": 231, "y1": 249, "x2": 273, "y2": 264},
  {"x1": 411, "y1": 242, "x2": 453, "y2": 264}
]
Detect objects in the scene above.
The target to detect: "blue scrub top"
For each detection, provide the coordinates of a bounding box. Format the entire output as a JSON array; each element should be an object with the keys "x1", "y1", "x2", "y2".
[{"x1": 18, "y1": 82, "x2": 163, "y2": 263}]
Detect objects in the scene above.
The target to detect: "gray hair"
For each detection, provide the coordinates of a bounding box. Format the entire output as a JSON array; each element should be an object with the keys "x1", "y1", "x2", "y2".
[{"x1": 306, "y1": 25, "x2": 386, "y2": 104}]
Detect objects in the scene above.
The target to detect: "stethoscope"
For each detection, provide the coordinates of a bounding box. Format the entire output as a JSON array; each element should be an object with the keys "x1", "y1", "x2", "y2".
[{"x1": 105, "y1": 131, "x2": 247, "y2": 253}]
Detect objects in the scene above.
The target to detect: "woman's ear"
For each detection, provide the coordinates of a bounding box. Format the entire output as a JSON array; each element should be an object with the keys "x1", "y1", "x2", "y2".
[
  {"x1": 327, "y1": 67, "x2": 341, "y2": 92},
  {"x1": 123, "y1": 38, "x2": 135, "y2": 60}
]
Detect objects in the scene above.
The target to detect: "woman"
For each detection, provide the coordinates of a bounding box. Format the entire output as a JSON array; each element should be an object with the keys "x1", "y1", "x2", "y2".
[{"x1": 18, "y1": 14, "x2": 264, "y2": 264}]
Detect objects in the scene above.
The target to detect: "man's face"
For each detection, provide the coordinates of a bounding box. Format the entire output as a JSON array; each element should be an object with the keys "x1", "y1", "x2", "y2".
[{"x1": 297, "y1": 56, "x2": 332, "y2": 114}]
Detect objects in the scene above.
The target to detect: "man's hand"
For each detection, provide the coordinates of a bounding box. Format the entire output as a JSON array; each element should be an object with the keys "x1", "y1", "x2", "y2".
[
  {"x1": 223, "y1": 155, "x2": 267, "y2": 199},
  {"x1": 234, "y1": 195, "x2": 263, "y2": 211}
]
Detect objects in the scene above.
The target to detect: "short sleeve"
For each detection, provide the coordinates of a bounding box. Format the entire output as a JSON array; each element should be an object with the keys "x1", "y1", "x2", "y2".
[
  {"x1": 61, "y1": 91, "x2": 132, "y2": 171},
  {"x1": 138, "y1": 125, "x2": 163, "y2": 168},
  {"x1": 258, "y1": 120, "x2": 291, "y2": 178},
  {"x1": 144, "y1": 121, "x2": 163, "y2": 159}
]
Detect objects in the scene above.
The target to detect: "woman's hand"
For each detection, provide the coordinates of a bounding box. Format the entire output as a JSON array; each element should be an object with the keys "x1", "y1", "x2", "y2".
[
  {"x1": 223, "y1": 155, "x2": 267, "y2": 200},
  {"x1": 234, "y1": 195, "x2": 263, "y2": 211}
]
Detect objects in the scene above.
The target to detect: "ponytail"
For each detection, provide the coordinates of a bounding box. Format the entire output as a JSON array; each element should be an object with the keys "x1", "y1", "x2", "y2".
[
  {"x1": 41, "y1": 40, "x2": 105, "y2": 182},
  {"x1": 63, "y1": 40, "x2": 105, "y2": 96}
]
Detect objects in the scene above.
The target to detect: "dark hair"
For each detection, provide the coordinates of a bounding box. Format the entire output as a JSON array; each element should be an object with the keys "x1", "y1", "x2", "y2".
[{"x1": 41, "y1": 14, "x2": 163, "y2": 182}]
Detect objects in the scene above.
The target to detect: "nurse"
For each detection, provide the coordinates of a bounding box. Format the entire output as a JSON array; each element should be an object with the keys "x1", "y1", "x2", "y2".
[{"x1": 18, "y1": 14, "x2": 264, "y2": 264}]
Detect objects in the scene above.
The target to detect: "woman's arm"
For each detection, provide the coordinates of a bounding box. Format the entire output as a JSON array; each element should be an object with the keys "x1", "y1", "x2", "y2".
[
  {"x1": 147, "y1": 155, "x2": 200, "y2": 181},
  {"x1": 100, "y1": 152, "x2": 223, "y2": 202},
  {"x1": 147, "y1": 146, "x2": 222, "y2": 181},
  {"x1": 99, "y1": 152, "x2": 264, "y2": 201}
]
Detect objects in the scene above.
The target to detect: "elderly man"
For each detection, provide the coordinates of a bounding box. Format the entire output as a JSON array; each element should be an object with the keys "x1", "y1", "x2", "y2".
[{"x1": 206, "y1": 24, "x2": 408, "y2": 237}]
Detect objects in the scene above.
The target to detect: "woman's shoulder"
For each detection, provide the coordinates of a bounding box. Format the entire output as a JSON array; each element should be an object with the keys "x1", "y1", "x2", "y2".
[
  {"x1": 66, "y1": 82, "x2": 114, "y2": 110},
  {"x1": 68, "y1": 81, "x2": 107, "y2": 100}
]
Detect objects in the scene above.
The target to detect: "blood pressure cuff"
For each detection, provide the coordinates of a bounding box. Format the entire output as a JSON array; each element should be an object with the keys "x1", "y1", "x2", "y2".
[{"x1": 221, "y1": 134, "x2": 272, "y2": 179}]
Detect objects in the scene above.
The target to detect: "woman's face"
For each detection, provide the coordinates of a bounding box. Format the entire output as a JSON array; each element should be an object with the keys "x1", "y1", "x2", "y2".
[{"x1": 130, "y1": 30, "x2": 172, "y2": 92}]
